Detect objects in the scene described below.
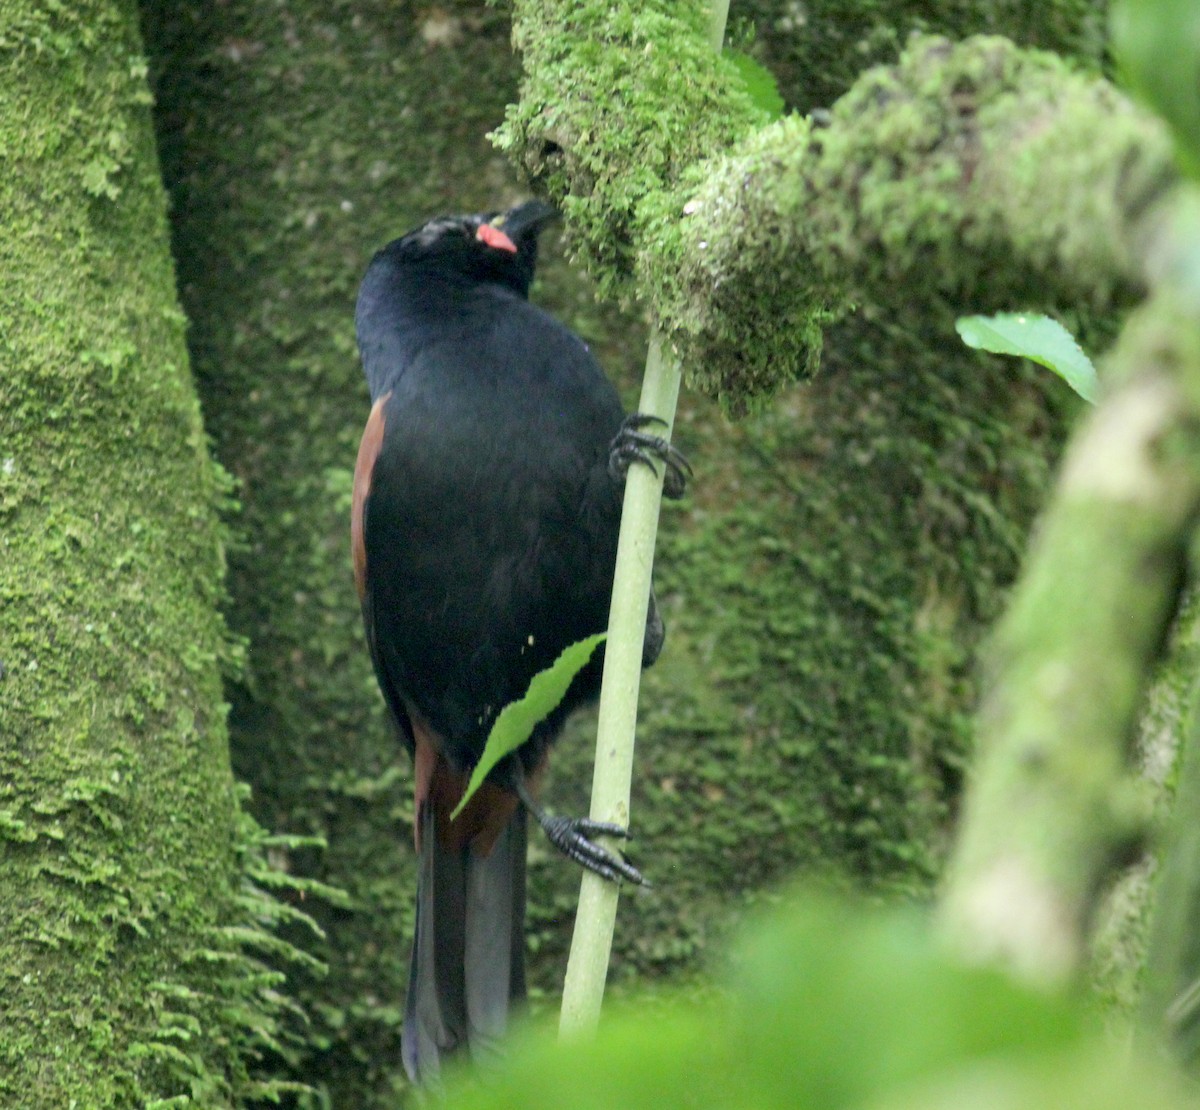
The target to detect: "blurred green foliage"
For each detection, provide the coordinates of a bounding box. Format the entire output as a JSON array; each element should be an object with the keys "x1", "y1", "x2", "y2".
[
  {"x1": 1112, "y1": 0, "x2": 1200, "y2": 180},
  {"x1": 450, "y1": 890, "x2": 1190, "y2": 1110}
]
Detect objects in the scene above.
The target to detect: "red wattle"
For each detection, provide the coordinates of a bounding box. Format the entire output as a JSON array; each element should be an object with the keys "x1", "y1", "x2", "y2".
[{"x1": 475, "y1": 223, "x2": 518, "y2": 253}]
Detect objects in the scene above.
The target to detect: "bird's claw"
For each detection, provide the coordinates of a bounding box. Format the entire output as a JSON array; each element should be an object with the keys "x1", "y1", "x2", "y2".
[
  {"x1": 541, "y1": 813, "x2": 647, "y2": 886},
  {"x1": 609, "y1": 413, "x2": 692, "y2": 500}
]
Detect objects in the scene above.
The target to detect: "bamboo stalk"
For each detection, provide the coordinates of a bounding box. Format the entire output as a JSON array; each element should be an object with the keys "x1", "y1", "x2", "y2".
[{"x1": 558, "y1": 0, "x2": 730, "y2": 1039}]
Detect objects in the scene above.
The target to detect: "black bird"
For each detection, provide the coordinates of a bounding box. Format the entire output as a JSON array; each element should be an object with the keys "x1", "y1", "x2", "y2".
[{"x1": 352, "y1": 200, "x2": 687, "y2": 1084}]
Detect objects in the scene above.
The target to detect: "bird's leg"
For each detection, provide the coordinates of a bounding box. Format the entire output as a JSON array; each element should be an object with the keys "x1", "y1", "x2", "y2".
[
  {"x1": 608, "y1": 413, "x2": 692, "y2": 501},
  {"x1": 513, "y1": 773, "x2": 646, "y2": 886}
]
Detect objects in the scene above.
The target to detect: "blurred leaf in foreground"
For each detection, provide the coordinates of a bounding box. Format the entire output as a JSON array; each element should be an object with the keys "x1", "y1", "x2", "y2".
[
  {"x1": 1112, "y1": 0, "x2": 1200, "y2": 180},
  {"x1": 448, "y1": 888, "x2": 1191, "y2": 1108}
]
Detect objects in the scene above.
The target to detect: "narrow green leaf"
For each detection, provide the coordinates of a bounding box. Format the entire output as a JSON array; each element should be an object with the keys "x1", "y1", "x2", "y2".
[
  {"x1": 956, "y1": 312, "x2": 1099, "y2": 404},
  {"x1": 451, "y1": 633, "x2": 607, "y2": 820},
  {"x1": 728, "y1": 51, "x2": 785, "y2": 121}
]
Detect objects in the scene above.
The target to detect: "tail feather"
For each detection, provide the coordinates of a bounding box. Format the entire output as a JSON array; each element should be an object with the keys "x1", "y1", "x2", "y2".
[
  {"x1": 464, "y1": 807, "x2": 527, "y2": 1066},
  {"x1": 402, "y1": 800, "x2": 527, "y2": 1087}
]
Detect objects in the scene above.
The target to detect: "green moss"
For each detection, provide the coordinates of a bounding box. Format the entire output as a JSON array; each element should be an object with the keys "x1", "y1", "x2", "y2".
[
  {"x1": 0, "y1": 2, "x2": 319, "y2": 1104},
  {"x1": 494, "y1": 0, "x2": 765, "y2": 300},
  {"x1": 640, "y1": 35, "x2": 1175, "y2": 410},
  {"x1": 733, "y1": 0, "x2": 1108, "y2": 117},
  {"x1": 636, "y1": 115, "x2": 839, "y2": 411}
]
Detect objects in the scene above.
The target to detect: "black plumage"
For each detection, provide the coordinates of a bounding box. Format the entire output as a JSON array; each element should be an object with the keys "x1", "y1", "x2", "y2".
[{"x1": 351, "y1": 200, "x2": 683, "y2": 1083}]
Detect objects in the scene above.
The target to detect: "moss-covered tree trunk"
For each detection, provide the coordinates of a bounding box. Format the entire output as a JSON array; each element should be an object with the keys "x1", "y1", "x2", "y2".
[
  {"x1": 140, "y1": 1, "x2": 1101, "y2": 1104},
  {"x1": 139, "y1": 4, "x2": 533, "y2": 1102},
  {"x1": 0, "y1": 2, "x2": 281, "y2": 1104}
]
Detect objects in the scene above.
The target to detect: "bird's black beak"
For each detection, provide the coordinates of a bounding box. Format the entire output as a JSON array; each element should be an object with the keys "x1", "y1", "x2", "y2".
[{"x1": 489, "y1": 199, "x2": 559, "y2": 245}]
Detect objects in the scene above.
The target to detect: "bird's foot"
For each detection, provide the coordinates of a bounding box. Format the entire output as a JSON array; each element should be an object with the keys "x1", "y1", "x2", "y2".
[
  {"x1": 513, "y1": 771, "x2": 647, "y2": 885},
  {"x1": 608, "y1": 413, "x2": 692, "y2": 500},
  {"x1": 539, "y1": 813, "x2": 647, "y2": 886}
]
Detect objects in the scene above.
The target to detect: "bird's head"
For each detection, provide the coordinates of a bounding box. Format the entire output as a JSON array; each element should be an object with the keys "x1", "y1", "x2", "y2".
[{"x1": 382, "y1": 199, "x2": 559, "y2": 297}]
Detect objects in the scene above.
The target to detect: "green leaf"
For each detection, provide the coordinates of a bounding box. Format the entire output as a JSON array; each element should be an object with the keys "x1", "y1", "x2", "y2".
[
  {"x1": 955, "y1": 313, "x2": 1098, "y2": 404},
  {"x1": 728, "y1": 51, "x2": 785, "y2": 121},
  {"x1": 1112, "y1": 0, "x2": 1200, "y2": 180},
  {"x1": 451, "y1": 633, "x2": 607, "y2": 820}
]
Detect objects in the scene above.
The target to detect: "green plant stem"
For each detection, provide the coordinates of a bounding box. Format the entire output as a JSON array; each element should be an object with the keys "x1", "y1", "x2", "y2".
[
  {"x1": 707, "y1": 0, "x2": 730, "y2": 49},
  {"x1": 559, "y1": 333, "x2": 681, "y2": 1037},
  {"x1": 558, "y1": 0, "x2": 728, "y2": 1045}
]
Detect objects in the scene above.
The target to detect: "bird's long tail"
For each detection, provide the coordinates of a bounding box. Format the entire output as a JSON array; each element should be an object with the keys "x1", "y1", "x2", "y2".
[{"x1": 402, "y1": 778, "x2": 528, "y2": 1088}]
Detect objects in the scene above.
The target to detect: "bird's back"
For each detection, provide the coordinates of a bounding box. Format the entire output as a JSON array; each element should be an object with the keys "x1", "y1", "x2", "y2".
[{"x1": 361, "y1": 281, "x2": 625, "y2": 771}]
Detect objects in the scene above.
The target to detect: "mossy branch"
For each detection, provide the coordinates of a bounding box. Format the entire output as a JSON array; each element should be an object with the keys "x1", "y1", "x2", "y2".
[
  {"x1": 494, "y1": 0, "x2": 761, "y2": 303},
  {"x1": 499, "y1": 15, "x2": 1177, "y2": 413},
  {"x1": 643, "y1": 35, "x2": 1177, "y2": 409},
  {"x1": 937, "y1": 275, "x2": 1200, "y2": 984}
]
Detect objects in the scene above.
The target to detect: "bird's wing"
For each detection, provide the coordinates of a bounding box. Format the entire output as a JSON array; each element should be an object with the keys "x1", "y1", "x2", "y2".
[
  {"x1": 355, "y1": 390, "x2": 528, "y2": 852},
  {"x1": 353, "y1": 390, "x2": 416, "y2": 756},
  {"x1": 352, "y1": 392, "x2": 389, "y2": 605}
]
